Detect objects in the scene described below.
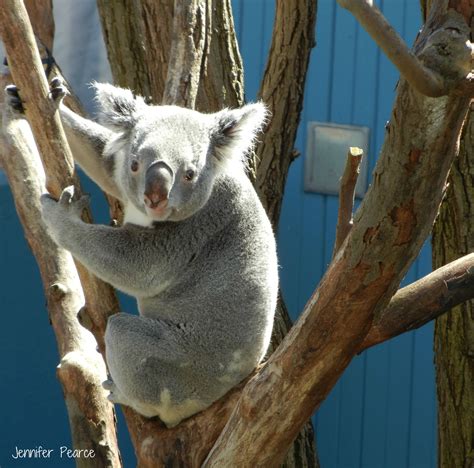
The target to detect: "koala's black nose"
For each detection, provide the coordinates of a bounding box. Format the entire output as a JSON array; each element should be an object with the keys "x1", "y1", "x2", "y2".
[{"x1": 144, "y1": 162, "x2": 173, "y2": 209}]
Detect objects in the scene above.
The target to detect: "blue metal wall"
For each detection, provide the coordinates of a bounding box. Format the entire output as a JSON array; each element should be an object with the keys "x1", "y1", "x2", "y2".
[{"x1": 0, "y1": 1, "x2": 436, "y2": 467}]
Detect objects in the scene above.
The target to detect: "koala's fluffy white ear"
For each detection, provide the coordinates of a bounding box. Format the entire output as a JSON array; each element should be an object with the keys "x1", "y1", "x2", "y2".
[
  {"x1": 212, "y1": 103, "x2": 269, "y2": 162},
  {"x1": 92, "y1": 82, "x2": 146, "y2": 131}
]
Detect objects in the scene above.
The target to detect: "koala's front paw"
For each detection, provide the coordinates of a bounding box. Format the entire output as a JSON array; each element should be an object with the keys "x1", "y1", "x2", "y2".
[
  {"x1": 4, "y1": 85, "x2": 24, "y2": 113},
  {"x1": 49, "y1": 77, "x2": 68, "y2": 105},
  {"x1": 41, "y1": 186, "x2": 90, "y2": 243}
]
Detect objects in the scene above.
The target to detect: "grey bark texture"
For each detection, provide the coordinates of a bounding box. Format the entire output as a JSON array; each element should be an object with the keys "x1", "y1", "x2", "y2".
[{"x1": 422, "y1": 0, "x2": 474, "y2": 465}]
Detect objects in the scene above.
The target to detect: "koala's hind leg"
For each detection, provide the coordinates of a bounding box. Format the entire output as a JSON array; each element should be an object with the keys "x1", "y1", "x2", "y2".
[
  {"x1": 102, "y1": 378, "x2": 131, "y2": 407},
  {"x1": 104, "y1": 313, "x2": 210, "y2": 426}
]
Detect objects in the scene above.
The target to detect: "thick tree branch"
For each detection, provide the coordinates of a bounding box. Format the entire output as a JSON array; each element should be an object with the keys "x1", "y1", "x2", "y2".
[
  {"x1": 162, "y1": 0, "x2": 209, "y2": 108},
  {"x1": 204, "y1": 2, "x2": 472, "y2": 465},
  {"x1": 0, "y1": 0, "x2": 120, "y2": 350},
  {"x1": 361, "y1": 253, "x2": 474, "y2": 351},
  {"x1": 24, "y1": 0, "x2": 54, "y2": 51},
  {"x1": 195, "y1": 0, "x2": 244, "y2": 112},
  {"x1": 254, "y1": 0, "x2": 317, "y2": 227},
  {"x1": 337, "y1": 0, "x2": 473, "y2": 97},
  {"x1": 333, "y1": 147, "x2": 363, "y2": 256},
  {"x1": 0, "y1": 0, "x2": 75, "y2": 195}
]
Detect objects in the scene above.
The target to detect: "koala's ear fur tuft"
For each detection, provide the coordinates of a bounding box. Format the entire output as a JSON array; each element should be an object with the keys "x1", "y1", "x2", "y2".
[
  {"x1": 212, "y1": 102, "x2": 269, "y2": 163},
  {"x1": 91, "y1": 82, "x2": 146, "y2": 132}
]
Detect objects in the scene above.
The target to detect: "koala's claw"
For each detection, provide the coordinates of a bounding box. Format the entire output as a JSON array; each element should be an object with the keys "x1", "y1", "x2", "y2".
[
  {"x1": 57, "y1": 186, "x2": 90, "y2": 215},
  {"x1": 49, "y1": 76, "x2": 68, "y2": 103},
  {"x1": 4, "y1": 84, "x2": 24, "y2": 113},
  {"x1": 58, "y1": 185, "x2": 75, "y2": 206}
]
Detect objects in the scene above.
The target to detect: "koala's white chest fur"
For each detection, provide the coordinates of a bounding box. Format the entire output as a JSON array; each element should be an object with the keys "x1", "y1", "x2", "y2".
[{"x1": 123, "y1": 201, "x2": 154, "y2": 227}]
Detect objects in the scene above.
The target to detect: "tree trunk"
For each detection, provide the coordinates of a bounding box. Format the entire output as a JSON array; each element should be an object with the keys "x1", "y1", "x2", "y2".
[
  {"x1": 255, "y1": 0, "x2": 317, "y2": 228},
  {"x1": 432, "y1": 108, "x2": 474, "y2": 468}
]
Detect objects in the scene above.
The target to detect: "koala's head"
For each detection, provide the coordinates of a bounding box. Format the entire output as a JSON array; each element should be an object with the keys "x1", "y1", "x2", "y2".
[{"x1": 93, "y1": 83, "x2": 268, "y2": 224}]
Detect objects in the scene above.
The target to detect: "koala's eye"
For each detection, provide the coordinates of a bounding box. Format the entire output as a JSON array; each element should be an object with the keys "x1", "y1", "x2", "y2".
[
  {"x1": 130, "y1": 159, "x2": 139, "y2": 173},
  {"x1": 184, "y1": 169, "x2": 195, "y2": 182}
]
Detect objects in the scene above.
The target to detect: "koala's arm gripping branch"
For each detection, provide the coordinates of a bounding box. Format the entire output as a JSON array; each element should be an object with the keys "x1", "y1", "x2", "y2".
[
  {"x1": 49, "y1": 220, "x2": 169, "y2": 296},
  {"x1": 59, "y1": 106, "x2": 123, "y2": 200}
]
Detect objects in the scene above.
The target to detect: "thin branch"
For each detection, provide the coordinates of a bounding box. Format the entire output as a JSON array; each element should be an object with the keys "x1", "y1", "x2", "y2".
[
  {"x1": 333, "y1": 146, "x2": 363, "y2": 256},
  {"x1": 360, "y1": 253, "x2": 474, "y2": 351},
  {"x1": 337, "y1": 0, "x2": 447, "y2": 97}
]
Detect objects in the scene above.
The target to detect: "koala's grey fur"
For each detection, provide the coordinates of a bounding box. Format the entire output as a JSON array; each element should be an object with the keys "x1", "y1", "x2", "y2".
[{"x1": 26, "y1": 81, "x2": 278, "y2": 427}]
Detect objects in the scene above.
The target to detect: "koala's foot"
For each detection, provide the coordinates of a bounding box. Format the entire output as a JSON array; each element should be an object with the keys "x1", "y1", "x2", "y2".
[
  {"x1": 49, "y1": 76, "x2": 68, "y2": 105},
  {"x1": 4, "y1": 85, "x2": 24, "y2": 113},
  {"x1": 103, "y1": 378, "x2": 128, "y2": 405}
]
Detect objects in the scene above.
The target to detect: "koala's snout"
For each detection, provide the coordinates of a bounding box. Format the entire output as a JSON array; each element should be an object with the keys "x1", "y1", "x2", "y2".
[{"x1": 144, "y1": 162, "x2": 173, "y2": 210}]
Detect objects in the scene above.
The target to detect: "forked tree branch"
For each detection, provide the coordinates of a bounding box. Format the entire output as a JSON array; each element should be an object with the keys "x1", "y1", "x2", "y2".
[
  {"x1": 333, "y1": 146, "x2": 363, "y2": 256},
  {"x1": 336, "y1": 0, "x2": 472, "y2": 97}
]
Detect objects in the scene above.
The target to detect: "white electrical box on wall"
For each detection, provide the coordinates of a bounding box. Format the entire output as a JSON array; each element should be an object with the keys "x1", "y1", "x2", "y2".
[{"x1": 304, "y1": 122, "x2": 370, "y2": 198}]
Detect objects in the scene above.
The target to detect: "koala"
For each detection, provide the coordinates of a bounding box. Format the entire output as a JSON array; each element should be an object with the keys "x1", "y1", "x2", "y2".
[{"x1": 6, "y1": 79, "x2": 278, "y2": 427}]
